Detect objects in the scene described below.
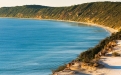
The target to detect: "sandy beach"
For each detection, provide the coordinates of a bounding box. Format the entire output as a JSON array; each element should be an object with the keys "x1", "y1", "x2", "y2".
[
  {"x1": 0, "y1": 17, "x2": 118, "y2": 33},
  {"x1": 41, "y1": 19, "x2": 118, "y2": 34}
]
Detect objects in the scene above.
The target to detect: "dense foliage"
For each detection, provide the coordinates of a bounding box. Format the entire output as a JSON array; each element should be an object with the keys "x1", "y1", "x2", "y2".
[{"x1": 0, "y1": 2, "x2": 121, "y2": 30}]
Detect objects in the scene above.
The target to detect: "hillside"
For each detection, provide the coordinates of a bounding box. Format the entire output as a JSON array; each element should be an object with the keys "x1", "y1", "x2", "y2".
[{"x1": 0, "y1": 2, "x2": 121, "y2": 30}]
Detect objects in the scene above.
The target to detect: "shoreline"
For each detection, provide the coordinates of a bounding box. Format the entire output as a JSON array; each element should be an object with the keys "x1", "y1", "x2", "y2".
[
  {"x1": 41, "y1": 19, "x2": 118, "y2": 34},
  {"x1": 0, "y1": 17, "x2": 118, "y2": 34}
]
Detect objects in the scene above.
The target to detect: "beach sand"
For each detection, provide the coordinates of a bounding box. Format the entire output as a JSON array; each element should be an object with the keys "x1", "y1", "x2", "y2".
[
  {"x1": 41, "y1": 19, "x2": 118, "y2": 33},
  {"x1": 85, "y1": 23, "x2": 118, "y2": 34},
  {"x1": 1, "y1": 17, "x2": 118, "y2": 33}
]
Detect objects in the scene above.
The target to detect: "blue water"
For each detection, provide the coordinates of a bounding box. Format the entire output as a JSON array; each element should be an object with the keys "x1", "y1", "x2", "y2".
[{"x1": 0, "y1": 18, "x2": 109, "y2": 75}]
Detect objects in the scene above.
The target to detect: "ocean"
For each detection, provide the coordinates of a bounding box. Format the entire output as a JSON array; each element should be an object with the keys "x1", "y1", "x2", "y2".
[{"x1": 0, "y1": 18, "x2": 110, "y2": 75}]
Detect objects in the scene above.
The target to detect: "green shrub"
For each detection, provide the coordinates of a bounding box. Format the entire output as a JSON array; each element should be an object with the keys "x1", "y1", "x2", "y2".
[{"x1": 52, "y1": 64, "x2": 66, "y2": 73}]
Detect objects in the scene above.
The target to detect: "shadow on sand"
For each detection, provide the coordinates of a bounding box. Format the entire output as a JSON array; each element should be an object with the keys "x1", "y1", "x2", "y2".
[
  {"x1": 75, "y1": 71, "x2": 91, "y2": 75},
  {"x1": 100, "y1": 61, "x2": 121, "y2": 69}
]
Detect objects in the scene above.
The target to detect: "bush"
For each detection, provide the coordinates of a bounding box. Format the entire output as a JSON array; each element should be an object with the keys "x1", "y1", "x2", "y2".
[
  {"x1": 112, "y1": 52, "x2": 120, "y2": 56},
  {"x1": 52, "y1": 64, "x2": 66, "y2": 73}
]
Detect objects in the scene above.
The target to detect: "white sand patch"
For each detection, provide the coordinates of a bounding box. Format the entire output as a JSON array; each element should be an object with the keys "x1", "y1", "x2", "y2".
[
  {"x1": 90, "y1": 46, "x2": 121, "y2": 75},
  {"x1": 95, "y1": 56, "x2": 121, "y2": 75}
]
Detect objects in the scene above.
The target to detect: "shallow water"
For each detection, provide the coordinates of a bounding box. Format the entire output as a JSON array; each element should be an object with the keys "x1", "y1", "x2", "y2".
[{"x1": 0, "y1": 18, "x2": 109, "y2": 75}]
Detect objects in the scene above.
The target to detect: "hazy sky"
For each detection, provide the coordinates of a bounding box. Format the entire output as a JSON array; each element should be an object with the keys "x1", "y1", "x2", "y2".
[{"x1": 0, "y1": 0, "x2": 121, "y2": 7}]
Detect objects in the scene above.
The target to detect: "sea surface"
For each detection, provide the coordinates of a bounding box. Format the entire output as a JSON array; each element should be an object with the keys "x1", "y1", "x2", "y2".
[{"x1": 0, "y1": 18, "x2": 110, "y2": 75}]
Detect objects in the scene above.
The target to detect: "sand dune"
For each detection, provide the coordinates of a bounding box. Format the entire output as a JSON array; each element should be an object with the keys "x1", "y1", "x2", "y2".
[{"x1": 78, "y1": 46, "x2": 121, "y2": 75}]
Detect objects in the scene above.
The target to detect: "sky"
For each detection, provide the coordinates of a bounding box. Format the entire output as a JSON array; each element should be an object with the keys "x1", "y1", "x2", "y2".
[{"x1": 0, "y1": 0, "x2": 121, "y2": 7}]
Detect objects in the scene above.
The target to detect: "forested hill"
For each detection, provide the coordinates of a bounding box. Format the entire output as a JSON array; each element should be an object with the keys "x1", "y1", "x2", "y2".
[{"x1": 0, "y1": 2, "x2": 121, "y2": 30}]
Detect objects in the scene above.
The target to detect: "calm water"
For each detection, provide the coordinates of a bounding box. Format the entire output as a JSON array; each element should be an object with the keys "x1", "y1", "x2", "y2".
[{"x1": 0, "y1": 18, "x2": 109, "y2": 75}]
